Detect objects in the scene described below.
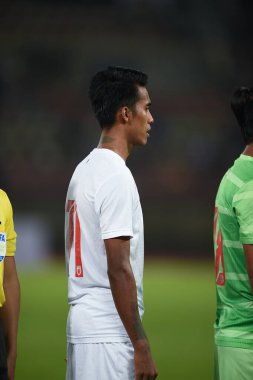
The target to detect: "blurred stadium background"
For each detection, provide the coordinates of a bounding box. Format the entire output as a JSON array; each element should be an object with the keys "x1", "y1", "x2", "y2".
[{"x1": 1, "y1": 0, "x2": 253, "y2": 378}]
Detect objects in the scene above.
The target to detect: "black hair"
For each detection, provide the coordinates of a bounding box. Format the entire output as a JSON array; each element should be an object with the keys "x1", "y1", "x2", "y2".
[
  {"x1": 89, "y1": 66, "x2": 148, "y2": 128},
  {"x1": 231, "y1": 86, "x2": 253, "y2": 144}
]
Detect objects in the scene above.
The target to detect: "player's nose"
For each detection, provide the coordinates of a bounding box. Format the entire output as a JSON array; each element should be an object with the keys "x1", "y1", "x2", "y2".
[{"x1": 149, "y1": 113, "x2": 154, "y2": 124}]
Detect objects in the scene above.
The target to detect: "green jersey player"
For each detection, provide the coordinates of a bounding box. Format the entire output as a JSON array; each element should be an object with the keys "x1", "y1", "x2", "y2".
[{"x1": 214, "y1": 87, "x2": 253, "y2": 380}]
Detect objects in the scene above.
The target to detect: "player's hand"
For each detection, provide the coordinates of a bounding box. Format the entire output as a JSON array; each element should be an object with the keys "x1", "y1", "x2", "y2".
[
  {"x1": 134, "y1": 340, "x2": 158, "y2": 380},
  {"x1": 7, "y1": 351, "x2": 17, "y2": 380}
]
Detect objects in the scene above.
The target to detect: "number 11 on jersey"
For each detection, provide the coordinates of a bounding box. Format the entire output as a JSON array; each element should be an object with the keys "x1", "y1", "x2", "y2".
[{"x1": 66, "y1": 200, "x2": 84, "y2": 278}]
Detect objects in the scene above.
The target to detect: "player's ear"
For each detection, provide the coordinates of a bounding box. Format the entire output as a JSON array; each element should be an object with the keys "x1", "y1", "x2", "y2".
[{"x1": 117, "y1": 106, "x2": 132, "y2": 124}]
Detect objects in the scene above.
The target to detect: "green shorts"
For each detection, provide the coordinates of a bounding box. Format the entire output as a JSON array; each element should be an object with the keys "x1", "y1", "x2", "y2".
[{"x1": 215, "y1": 345, "x2": 253, "y2": 380}]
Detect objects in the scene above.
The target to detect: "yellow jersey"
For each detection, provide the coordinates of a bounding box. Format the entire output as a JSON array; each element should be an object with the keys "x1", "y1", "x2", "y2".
[{"x1": 0, "y1": 189, "x2": 17, "y2": 306}]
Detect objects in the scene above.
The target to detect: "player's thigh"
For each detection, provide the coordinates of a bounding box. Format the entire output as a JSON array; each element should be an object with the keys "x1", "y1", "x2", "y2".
[
  {"x1": 116, "y1": 342, "x2": 134, "y2": 380},
  {"x1": 215, "y1": 345, "x2": 253, "y2": 380},
  {"x1": 66, "y1": 342, "x2": 134, "y2": 380}
]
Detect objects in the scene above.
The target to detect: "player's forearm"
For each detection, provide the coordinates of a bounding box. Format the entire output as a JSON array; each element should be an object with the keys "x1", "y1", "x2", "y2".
[
  {"x1": 105, "y1": 238, "x2": 157, "y2": 378},
  {"x1": 1, "y1": 277, "x2": 20, "y2": 355},
  {"x1": 108, "y1": 265, "x2": 149, "y2": 349}
]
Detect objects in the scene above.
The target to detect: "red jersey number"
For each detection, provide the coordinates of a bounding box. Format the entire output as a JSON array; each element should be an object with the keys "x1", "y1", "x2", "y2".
[
  {"x1": 66, "y1": 200, "x2": 84, "y2": 277},
  {"x1": 214, "y1": 207, "x2": 225, "y2": 286}
]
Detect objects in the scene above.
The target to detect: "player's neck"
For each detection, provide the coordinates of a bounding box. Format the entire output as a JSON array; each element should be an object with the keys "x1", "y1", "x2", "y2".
[
  {"x1": 242, "y1": 143, "x2": 253, "y2": 157},
  {"x1": 98, "y1": 128, "x2": 132, "y2": 161}
]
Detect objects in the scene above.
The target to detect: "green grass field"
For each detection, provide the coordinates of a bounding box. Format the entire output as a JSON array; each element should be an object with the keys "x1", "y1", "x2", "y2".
[{"x1": 15, "y1": 258, "x2": 215, "y2": 379}]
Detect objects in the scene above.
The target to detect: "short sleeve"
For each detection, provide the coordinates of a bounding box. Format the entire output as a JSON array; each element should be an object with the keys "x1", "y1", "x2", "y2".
[
  {"x1": 95, "y1": 173, "x2": 133, "y2": 240},
  {"x1": 3, "y1": 192, "x2": 17, "y2": 256},
  {"x1": 232, "y1": 180, "x2": 253, "y2": 244}
]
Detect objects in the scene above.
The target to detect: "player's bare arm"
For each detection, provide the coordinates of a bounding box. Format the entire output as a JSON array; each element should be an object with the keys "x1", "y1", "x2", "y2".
[
  {"x1": 0, "y1": 257, "x2": 20, "y2": 380},
  {"x1": 105, "y1": 237, "x2": 158, "y2": 380},
  {"x1": 243, "y1": 244, "x2": 253, "y2": 292}
]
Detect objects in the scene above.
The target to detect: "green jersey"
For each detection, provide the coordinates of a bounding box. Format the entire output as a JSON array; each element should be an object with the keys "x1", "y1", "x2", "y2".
[{"x1": 214, "y1": 154, "x2": 253, "y2": 349}]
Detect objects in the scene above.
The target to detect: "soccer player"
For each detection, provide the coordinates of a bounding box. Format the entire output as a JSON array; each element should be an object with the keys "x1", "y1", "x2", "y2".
[
  {"x1": 0, "y1": 190, "x2": 20, "y2": 380},
  {"x1": 65, "y1": 66, "x2": 158, "y2": 380},
  {"x1": 214, "y1": 87, "x2": 253, "y2": 379}
]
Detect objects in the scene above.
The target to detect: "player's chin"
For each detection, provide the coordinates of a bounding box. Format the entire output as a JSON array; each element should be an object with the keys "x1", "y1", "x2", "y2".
[
  {"x1": 135, "y1": 139, "x2": 148, "y2": 147},
  {"x1": 137, "y1": 135, "x2": 149, "y2": 146},
  {"x1": 132, "y1": 133, "x2": 149, "y2": 146}
]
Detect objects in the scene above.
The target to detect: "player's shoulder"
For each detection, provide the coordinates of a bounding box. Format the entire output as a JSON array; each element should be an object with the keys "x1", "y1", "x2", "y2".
[
  {"x1": 95, "y1": 164, "x2": 135, "y2": 198},
  {"x1": 112, "y1": 166, "x2": 133, "y2": 183},
  {"x1": 0, "y1": 189, "x2": 12, "y2": 212},
  {"x1": 0, "y1": 189, "x2": 9, "y2": 202},
  {"x1": 231, "y1": 178, "x2": 253, "y2": 209},
  {"x1": 236, "y1": 178, "x2": 253, "y2": 193}
]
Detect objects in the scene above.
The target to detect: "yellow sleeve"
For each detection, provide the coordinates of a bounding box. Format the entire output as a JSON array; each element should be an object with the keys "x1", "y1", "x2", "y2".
[{"x1": 0, "y1": 190, "x2": 17, "y2": 256}]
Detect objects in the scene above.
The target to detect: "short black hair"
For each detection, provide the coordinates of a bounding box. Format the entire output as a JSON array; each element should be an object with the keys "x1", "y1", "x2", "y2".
[
  {"x1": 231, "y1": 86, "x2": 253, "y2": 144},
  {"x1": 89, "y1": 66, "x2": 148, "y2": 128}
]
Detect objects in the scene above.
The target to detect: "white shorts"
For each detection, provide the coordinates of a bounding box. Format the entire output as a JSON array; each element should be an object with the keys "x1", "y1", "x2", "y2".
[{"x1": 66, "y1": 342, "x2": 134, "y2": 380}]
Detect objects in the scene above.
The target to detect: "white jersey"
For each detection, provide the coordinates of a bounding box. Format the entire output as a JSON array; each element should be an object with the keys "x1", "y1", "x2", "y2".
[{"x1": 65, "y1": 148, "x2": 144, "y2": 343}]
